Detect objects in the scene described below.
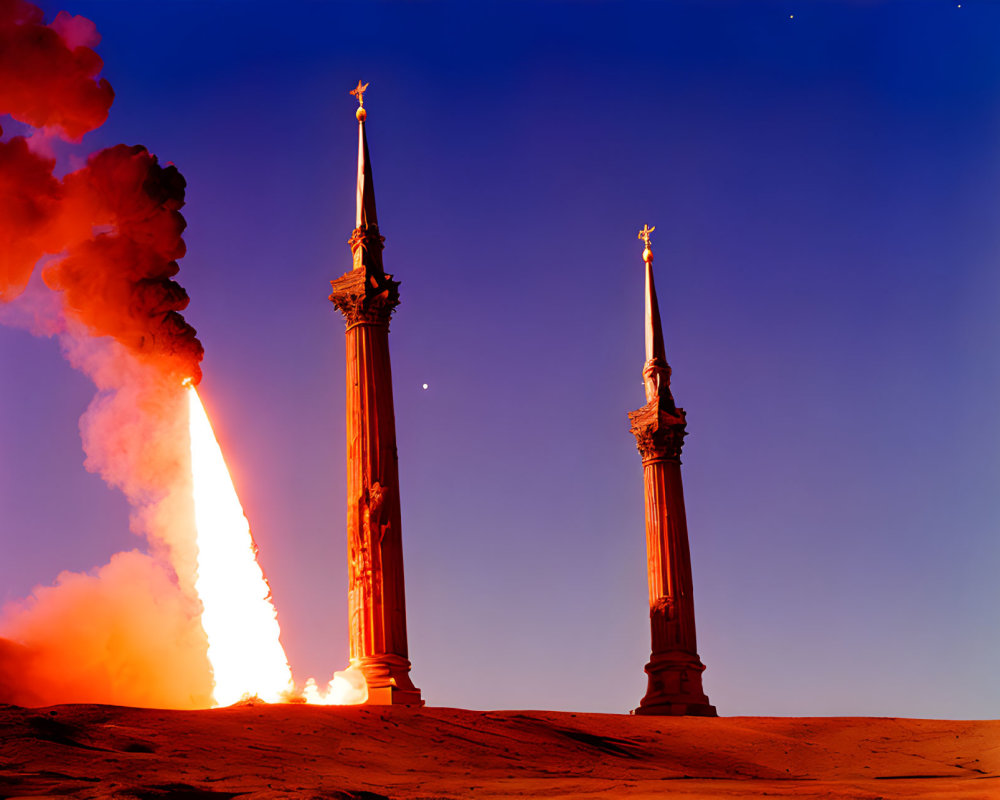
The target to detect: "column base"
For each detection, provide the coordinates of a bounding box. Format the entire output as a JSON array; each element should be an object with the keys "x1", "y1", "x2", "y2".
[
  {"x1": 635, "y1": 651, "x2": 716, "y2": 717},
  {"x1": 352, "y1": 654, "x2": 424, "y2": 707},
  {"x1": 634, "y1": 700, "x2": 717, "y2": 716},
  {"x1": 364, "y1": 684, "x2": 424, "y2": 706}
]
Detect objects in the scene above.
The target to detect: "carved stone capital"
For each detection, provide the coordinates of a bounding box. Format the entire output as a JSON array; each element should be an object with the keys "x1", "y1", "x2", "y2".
[
  {"x1": 330, "y1": 264, "x2": 400, "y2": 328},
  {"x1": 628, "y1": 399, "x2": 687, "y2": 462}
]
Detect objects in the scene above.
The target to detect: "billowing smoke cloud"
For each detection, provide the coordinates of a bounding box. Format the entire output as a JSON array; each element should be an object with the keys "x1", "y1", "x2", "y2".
[
  {"x1": 0, "y1": 0, "x2": 113, "y2": 140},
  {"x1": 0, "y1": 552, "x2": 213, "y2": 708},
  {"x1": 0, "y1": 316, "x2": 211, "y2": 707},
  {"x1": 0, "y1": 137, "x2": 203, "y2": 383},
  {"x1": 0, "y1": 1, "x2": 211, "y2": 707},
  {"x1": 61, "y1": 329, "x2": 203, "y2": 591},
  {"x1": 0, "y1": 136, "x2": 60, "y2": 301},
  {"x1": 47, "y1": 144, "x2": 204, "y2": 383}
]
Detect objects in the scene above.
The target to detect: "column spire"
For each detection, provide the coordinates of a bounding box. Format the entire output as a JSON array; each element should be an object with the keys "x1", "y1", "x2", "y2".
[
  {"x1": 329, "y1": 83, "x2": 421, "y2": 705},
  {"x1": 628, "y1": 224, "x2": 716, "y2": 717},
  {"x1": 351, "y1": 80, "x2": 379, "y2": 232},
  {"x1": 638, "y1": 225, "x2": 674, "y2": 411},
  {"x1": 347, "y1": 79, "x2": 386, "y2": 278}
]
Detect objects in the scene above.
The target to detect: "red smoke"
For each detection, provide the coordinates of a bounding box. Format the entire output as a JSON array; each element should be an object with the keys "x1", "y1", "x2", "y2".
[
  {"x1": 0, "y1": 135, "x2": 60, "y2": 300},
  {"x1": 0, "y1": 136, "x2": 203, "y2": 382},
  {"x1": 0, "y1": 0, "x2": 113, "y2": 140},
  {"x1": 46, "y1": 145, "x2": 204, "y2": 383},
  {"x1": 0, "y1": 0, "x2": 203, "y2": 383},
  {"x1": 0, "y1": 1, "x2": 211, "y2": 708}
]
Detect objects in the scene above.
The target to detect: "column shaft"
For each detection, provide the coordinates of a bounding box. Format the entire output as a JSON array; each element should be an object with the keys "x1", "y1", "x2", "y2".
[
  {"x1": 343, "y1": 318, "x2": 419, "y2": 703},
  {"x1": 642, "y1": 458, "x2": 699, "y2": 657}
]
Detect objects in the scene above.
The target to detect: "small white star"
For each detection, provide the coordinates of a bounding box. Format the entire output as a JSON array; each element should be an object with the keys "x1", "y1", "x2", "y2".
[{"x1": 422, "y1": 383, "x2": 428, "y2": 390}]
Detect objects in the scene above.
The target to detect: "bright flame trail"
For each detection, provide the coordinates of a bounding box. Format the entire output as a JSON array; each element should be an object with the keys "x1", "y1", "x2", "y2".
[{"x1": 187, "y1": 386, "x2": 295, "y2": 706}]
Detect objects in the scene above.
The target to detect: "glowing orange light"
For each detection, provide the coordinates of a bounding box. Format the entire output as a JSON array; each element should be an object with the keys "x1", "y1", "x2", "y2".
[
  {"x1": 188, "y1": 386, "x2": 294, "y2": 705},
  {"x1": 186, "y1": 385, "x2": 367, "y2": 706}
]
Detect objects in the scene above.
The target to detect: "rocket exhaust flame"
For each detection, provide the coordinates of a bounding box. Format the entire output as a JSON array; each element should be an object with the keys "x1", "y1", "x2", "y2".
[
  {"x1": 187, "y1": 386, "x2": 367, "y2": 706},
  {"x1": 187, "y1": 386, "x2": 294, "y2": 705}
]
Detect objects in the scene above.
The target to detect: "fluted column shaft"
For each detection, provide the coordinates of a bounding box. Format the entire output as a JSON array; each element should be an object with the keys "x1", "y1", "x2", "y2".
[
  {"x1": 629, "y1": 401, "x2": 715, "y2": 716},
  {"x1": 642, "y1": 456, "x2": 699, "y2": 657},
  {"x1": 344, "y1": 319, "x2": 408, "y2": 664}
]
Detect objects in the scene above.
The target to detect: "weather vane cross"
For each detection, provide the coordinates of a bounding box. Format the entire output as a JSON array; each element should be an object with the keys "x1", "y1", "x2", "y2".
[
  {"x1": 350, "y1": 80, "x2": 369, "y2": 108},
  {"x1": 638, "y1": 224, "x2": 655, "y2": 249}
]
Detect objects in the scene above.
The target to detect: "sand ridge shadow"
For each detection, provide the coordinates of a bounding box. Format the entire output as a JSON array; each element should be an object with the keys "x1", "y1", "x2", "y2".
[{"x1": 110, "y1": 784, "x2": 243, "y2": 800}]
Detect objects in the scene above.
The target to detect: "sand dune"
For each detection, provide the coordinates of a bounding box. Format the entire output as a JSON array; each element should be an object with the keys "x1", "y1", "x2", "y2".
[{"x1": 1, "y1": 703, "x2": 997, "y2": 799}]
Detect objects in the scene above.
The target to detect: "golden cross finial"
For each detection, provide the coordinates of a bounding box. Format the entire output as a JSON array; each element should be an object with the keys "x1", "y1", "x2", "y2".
[
  {"x1": 350, "y1": 80, "x2": 369, "y2": 108},
  {"x1": 638, "y1": 224, "x2": 655, "y2": 249},
  {"x1": 638, "y1": 224, "x2": 656, "y2": 263}
]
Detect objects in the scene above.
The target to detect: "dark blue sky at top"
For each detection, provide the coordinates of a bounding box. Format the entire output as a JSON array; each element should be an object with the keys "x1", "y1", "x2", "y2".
[{"x1": 2, "y1": 1, "x2": 999, "y2": 716}]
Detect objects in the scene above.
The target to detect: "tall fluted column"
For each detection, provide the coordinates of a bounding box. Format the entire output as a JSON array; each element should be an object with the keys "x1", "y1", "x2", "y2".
[
  {"x1": 629, "y1": 225, "x2": 715, "y2": 717},
  {"x1": 329, "y1": 84, "x2": 421, "y2": 706}
]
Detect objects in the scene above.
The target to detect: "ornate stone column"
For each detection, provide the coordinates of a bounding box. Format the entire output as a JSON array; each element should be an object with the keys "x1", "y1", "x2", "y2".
[
  {"x1": 328, "y1": 82, "x2": 421, "y2": 706},
  {"x1": 629, "y1": 225, "x2": 715, "y2": 717}
]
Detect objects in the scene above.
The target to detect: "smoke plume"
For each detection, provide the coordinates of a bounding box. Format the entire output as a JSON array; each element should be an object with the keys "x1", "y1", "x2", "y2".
[
  {"x1": 0, "y1": 551, "x2": 213, "y2": 708},
  {"x1": 0, "y1": 1, "x2": 211, "y2": 707},
  {"x1": 0, "y1": 136, "x2": 60, "y2": 301},
  {"x1": 46, "y1": 143, "x2": 204, "y2": 384},
  {"x1": 0, "y1": 136, "x2": 203, "y2": 383},
  {"x1": 0, "y1": 0, "x2": 113, "y2": 140}
]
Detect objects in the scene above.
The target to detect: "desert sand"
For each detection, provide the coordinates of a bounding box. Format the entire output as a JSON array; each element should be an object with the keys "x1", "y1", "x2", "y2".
[{"x1": 1, "y1": 703, "x2": 997, "y2": 799}]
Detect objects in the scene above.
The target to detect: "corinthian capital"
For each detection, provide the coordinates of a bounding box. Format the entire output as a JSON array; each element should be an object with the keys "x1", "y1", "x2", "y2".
[
  {"x1": 628, "y1": 400, "x2": 687, "y2": 462},
  {"x1": 330, "y1": 264, "x2": 400, "y2": 328}
]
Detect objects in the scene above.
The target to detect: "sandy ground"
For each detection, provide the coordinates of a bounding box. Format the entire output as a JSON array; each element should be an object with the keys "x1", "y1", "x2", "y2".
[{"x1": 0, "y1": 703, "x2": 997, "y2": 799}]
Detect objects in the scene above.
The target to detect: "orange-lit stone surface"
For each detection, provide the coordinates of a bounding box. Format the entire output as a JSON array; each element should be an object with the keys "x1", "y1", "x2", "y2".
[
  {"x1": 328, "y1": 101, "x2": 420, "y2": 706},
  {"x1": 628, "y1": 238, "x2": 715, "y2": 716},
  {"x1": 1, "y1": 703, "x2": 997, "y2": 799}
]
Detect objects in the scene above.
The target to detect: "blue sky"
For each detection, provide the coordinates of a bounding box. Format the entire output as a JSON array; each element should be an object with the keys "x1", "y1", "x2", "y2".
[{"x1": 2, "y1": 0, "x2": 999, "y2": 716}]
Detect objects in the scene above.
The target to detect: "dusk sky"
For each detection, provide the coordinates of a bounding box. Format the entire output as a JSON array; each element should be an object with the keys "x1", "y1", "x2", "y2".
[{"x1": 2, "y1": 0, "x2": 999, "y2": 717}]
